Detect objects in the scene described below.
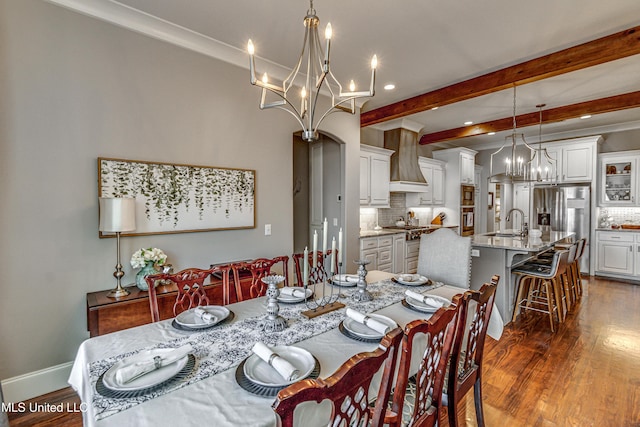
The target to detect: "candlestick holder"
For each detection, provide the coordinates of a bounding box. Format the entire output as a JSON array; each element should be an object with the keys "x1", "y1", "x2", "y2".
[
  {"x1": 261, "y1": 275, "x2": 288, "y2": 332},
  {"x1": 301, "y1": 254, "x2": 344, "y2": 319},
  {"x1": 351, "y1": 259, "x2": 373, "y2": 302}
]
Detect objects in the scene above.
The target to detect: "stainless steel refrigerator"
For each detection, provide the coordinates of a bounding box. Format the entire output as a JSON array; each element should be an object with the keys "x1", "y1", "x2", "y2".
[{"x1": 533, "y1": 185, "x2": 590, "y2": 273}]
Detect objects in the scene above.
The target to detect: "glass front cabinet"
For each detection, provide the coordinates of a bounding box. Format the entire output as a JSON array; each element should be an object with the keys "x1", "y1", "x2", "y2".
[{"x1": 600, "y1": 153, "x2": 638, "y2": 206}]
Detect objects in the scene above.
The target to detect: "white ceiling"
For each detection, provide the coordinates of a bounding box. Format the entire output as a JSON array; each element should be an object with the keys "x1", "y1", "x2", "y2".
[{"x1": 59, "y1": 0, "x2": 640, "y2": 149}]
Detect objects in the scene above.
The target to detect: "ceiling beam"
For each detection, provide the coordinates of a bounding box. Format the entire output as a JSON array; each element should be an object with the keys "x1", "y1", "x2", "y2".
[
  {"x1": 418, "y1": 91, "x2": 640, "y2": 145},
  {"x1": 360, "y1": 25, "x2": 640, "y2": 127}
]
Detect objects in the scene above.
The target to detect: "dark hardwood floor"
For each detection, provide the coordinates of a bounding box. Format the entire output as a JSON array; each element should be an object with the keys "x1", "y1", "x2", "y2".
[{"x1": 6, "y1": 276, "x2": 640, "y2": 426}]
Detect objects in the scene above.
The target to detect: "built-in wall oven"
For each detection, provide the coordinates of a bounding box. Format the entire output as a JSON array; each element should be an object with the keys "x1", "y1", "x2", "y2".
[
  {"x1": 461, "y1": 184, "x2": 475, "y2": 206},
  {"x1": 461, "y1": 207, "x2": 475, "y2": 236}
]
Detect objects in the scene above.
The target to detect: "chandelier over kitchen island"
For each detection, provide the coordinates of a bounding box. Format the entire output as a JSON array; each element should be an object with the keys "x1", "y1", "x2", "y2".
[{"x1": 247, "y1": 0, "x2": 377, "y2": 142}]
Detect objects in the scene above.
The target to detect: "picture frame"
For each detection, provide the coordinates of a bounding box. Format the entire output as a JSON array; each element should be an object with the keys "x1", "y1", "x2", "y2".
[
  {"x1": 98, "y1": 157, "x2": 255, "y2": 236},
  {"x1": 488, "y1": 192, "x2": 494, "y2": 209}
]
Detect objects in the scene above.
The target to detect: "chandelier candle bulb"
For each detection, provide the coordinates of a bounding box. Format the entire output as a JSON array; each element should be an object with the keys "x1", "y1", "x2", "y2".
[{"x1": 349, "y1": 80, "x2": 355, "y2": 92}]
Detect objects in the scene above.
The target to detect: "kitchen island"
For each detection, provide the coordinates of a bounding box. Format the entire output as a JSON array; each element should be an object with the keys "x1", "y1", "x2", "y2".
[{"x1": 471, "y1": 230, "x2": 574, "y2": 325}]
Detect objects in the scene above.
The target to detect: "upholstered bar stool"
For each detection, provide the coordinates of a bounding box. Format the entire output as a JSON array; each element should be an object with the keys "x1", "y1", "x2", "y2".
[{"x1": 512, "y1": 250, "x2": 569, "y2": 332}]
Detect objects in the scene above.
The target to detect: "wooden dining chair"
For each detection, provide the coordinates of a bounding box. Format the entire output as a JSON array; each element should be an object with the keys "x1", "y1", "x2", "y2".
[
  {"x1": 145, "y1": 264, "x2": 231, "y2": 322},
  {"x1": 292, "y1": 249, "x2": 338, "y2": 286},
  {"x1": 386, "y1": 302, "x2": 460, "y2": 427},
  {"x1": 445, "y1": 279, "x2": 498, "y2": 427},
  {"x1": 231, "y1": 255, "x2": 289, "y2": 301},
  {"x1": 273, "y1": 327, "x2": 403, "y2": 427}
]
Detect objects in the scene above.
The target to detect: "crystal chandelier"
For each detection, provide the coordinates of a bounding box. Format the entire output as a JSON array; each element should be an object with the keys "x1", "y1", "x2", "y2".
[
  {"x1": 489, "y1": 85, "x2": 556, "y2": 183},
  {"x1": 247, "y1": 0, "x2": 377, "y2": 142}
]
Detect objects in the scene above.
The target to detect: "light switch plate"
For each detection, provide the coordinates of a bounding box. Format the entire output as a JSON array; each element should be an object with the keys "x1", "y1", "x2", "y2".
[
  {"x1": 471, "y1": 249, "x2": 480, "y2": 257},
  {"x1": 265, "y1": 224, "x2": 271, "y2": 235}
]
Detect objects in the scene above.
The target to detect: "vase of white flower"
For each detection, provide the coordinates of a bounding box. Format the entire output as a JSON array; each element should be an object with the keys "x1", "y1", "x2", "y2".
[{"x1": 131, "y1": 248, "x2": 167, "y2": 291}]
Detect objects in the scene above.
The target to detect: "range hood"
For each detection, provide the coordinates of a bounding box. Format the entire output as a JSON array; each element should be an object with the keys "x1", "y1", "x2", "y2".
[{"x1": 384, "y1": 127, "x2": 429, "y2": 193}]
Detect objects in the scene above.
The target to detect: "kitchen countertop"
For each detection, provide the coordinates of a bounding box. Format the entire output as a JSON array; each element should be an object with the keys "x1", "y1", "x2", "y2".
[
  {"x1": 472, "y1": 230, "x2": 575, "y2": 252},
  {"x1": 595, "y1": 227, "x2": 640, "y2": 232},
  {"x1": 359, "y1": 224, "x2": 459, "y2": 238}
]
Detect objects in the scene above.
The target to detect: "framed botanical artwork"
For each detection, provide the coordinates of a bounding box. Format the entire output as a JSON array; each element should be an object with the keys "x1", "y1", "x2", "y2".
[{"x1": 98, "y1": 158, "x2": 255, "y2": 236}]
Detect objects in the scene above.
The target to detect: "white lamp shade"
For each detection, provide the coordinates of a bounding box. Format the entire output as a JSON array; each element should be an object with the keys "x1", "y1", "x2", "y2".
[{"x1": 99, "y1": 197, "x2": 136, "y2": 232}]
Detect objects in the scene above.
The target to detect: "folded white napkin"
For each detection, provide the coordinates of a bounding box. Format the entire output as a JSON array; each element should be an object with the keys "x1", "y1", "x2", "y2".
[
  {"x1": 279, "y1": 287, "x2": 307, "y2": 298},
  {"x1": 345, "y1": 308, "x2": 390, "y2": 335},
  {"x1": 405, "y1": 290, "x2": 444, "y2": 308},
  {"x1": 398, "y1": 274, "x2": 418, "y2": 282},
  {"x1": 335, "y1": 274, "x2": 359, "y2": 283},
  {"x1": 194, "y1": 307, "x2": 217, "y2": 323},
  {"x1": 115, "y1": 345, "x2": 192, "y2": 385},
  {"x1": 251, "y1": 342, "x2": 300, "y2": 381}
]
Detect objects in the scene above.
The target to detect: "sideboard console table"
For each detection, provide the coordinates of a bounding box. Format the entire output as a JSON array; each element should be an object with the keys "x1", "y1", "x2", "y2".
[{"x1": 86, "y1": 270, "x2": 252, "y2": 337}]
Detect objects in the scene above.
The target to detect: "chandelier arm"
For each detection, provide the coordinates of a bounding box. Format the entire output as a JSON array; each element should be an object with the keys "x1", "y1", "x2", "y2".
[{"x1": 258, "y1": 88, "x2": 306, "y2": 130}]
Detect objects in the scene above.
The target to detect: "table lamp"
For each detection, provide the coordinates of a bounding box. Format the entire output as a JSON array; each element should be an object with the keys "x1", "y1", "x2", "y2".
[{"x1": 99, "y1": 197, "x2": 136, "y2": 298}]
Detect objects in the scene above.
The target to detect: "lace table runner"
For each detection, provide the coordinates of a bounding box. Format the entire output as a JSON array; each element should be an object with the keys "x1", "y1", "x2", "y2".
[{"x1": 89, "y1": 279, "x2": 443, "y2": 420}]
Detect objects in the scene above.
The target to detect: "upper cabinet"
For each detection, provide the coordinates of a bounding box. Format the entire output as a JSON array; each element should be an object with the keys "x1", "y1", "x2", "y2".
[
  {"x1": 406, "y1": 157, "x2": 445, "y2": 206},
  {"x1": 433, "y1": 147, "x2": 478, "y2": 186},
  {"x1": 599, "y1": 151, "x2": 639, "y2": 206},
  {"x1": 360, "y1": 145, "x2": 394, "y2": 207},
  {"x1": 538, "y1": 137, "x2": 599, "y2": 184}
]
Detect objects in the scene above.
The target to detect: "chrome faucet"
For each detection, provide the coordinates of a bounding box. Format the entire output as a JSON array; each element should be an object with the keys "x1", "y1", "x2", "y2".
[{"x1": 506, "y1": 208, "x2": 527, "y2": 237}]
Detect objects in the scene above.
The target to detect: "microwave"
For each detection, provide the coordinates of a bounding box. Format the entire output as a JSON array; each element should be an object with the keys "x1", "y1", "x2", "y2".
[{"x1": 461, "y1": 185, "x2": 475, "y2": 206}]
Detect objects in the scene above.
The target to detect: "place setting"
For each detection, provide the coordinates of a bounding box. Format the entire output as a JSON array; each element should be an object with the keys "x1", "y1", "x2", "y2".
[
  {"x1": 96, "y1": 344, "x2": 197, "y2": 399},
  {"x1": 392, "y1": 273, "x2": 432, "y2": 286},
  {"x1": 171, "y1": 305, "x2": 235, "y2": 332},
  {"x1": 338, "y1": 308, "x2": 397, "y2": 343},
  {"x1": 329, "y1": 273, "x2": 360, "y2": 287},
  {"x1": 235, "y1": 342, "x2": 320, "y2": 397},
  {"x1": 402, "y1": 289, "x2": 451, "y2": 313},
  {"x1": 277, "y1": 286, "x2": 313, "y2": 304}
]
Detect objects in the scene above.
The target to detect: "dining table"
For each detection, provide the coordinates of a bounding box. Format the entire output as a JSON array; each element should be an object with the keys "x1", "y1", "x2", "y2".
[{"x1": 69, "y1": 270, "x2": 503, "y2": 427}]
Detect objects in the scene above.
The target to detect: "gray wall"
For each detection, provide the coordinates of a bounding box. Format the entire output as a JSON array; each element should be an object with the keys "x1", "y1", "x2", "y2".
[{"x1": 0, "y1": 0, "x2": 361, "y2": 383}]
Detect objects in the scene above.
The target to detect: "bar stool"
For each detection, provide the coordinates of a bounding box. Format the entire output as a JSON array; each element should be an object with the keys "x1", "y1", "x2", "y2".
[{"x1": 512, "y1": 250, "x2": 569, "y2": 332}]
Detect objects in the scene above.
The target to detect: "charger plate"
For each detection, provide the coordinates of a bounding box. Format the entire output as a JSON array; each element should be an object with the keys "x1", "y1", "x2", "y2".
[
  {"x1": 235, "y1": 356, "x2": 320, "y2": 397},
  {"x1": 96, "y1": 354, "x2": 196, "y2": 399},
  {"x1": 338, "y1": 322, "x2": 382, "y2": 343},
  {"x1": 171, "y1": 311, "x2": 235, "y2": 331}
]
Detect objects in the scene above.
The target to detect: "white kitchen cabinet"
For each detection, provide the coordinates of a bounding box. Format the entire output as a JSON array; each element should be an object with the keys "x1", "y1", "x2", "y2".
[
  {"x1": 538, "y1": 137, "x2": 600, "y2": 184},
  {"x1": 406, "y1": 157, "x2": 445, "y2": 206},
  {"x1": 359, "y1": 234, "x2": 397, "y2": 273},
  {"x1": 599, "y1": 151, "x2": 639, "y2": 206},
  {"x1": 460, "y1": 151, "x2": 475, "y2": 185},
  {"x1": 405, "y1": 240, "x2": 420, "y2": 274},
  {"x1": 636, "y1": 234, "x2": 640, "y2": 276},
  {"x1": 360, "y1": 145, "x2": 394, "y2": 207},
  {"x1": 393, "y1": 234, "x2": 405, "y2": 274},
  {"x1": 595, "y1": 231, "x2": 635, "y2": 277}
]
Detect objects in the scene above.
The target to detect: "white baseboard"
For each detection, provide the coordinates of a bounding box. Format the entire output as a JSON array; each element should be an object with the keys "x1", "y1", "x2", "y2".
[{"x1": 1, "y1": 362, "x2": 73, "y2": 403}]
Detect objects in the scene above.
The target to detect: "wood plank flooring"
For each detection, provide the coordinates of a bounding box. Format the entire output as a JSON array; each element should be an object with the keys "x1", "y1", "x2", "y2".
[{"x1": 7, "y1": 276, "x2": 640, "y2": 426}]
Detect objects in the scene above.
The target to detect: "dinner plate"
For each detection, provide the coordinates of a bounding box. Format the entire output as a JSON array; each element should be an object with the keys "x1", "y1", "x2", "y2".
[
  {"x1": 405, "y1": 295, "x2": 451, "y2": 313},
  {"x1": 175, "y1": 306, "x2": 230, "y2": 329},
  {"x1": 392, "y1": 274, "x2": 431, "y2": 286},
  {"x1": 277, "y1": 287, "x2": 313, "y2": 303},
  {"x1": 102, "y1": 348, "x2": 190, "y2": 392},
  {"x1": 343, "y1": 313, "x2": 397, "y2": 339},
  {"x1": 243, "y1": 346, "x2": 315, "y2": 387},
  {"x1": 330, "y1": 274, "x2": 359, "y2": 287}
]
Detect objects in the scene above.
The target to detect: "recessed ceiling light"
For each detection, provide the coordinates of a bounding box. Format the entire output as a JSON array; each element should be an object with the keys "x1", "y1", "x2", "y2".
[
  {"x1": 383, "y1": 83, "x2": 395, "y2": 90},
  {"x1": 580, "y1": 114, "x2": 592, "y2": 119},
  {"x1": 487, "y1": 132, "x2": 496, "y2": 136},
  {"x1": 464, "y1": 121, "x2": 473, "y2": 125},
  {"x1": 431, "y1": 106, "x2": 439, "y2": 110}
]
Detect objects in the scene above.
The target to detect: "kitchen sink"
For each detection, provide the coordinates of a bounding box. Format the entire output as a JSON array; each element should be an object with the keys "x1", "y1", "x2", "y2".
[{"x1": 483, "y1": 231, "x2": 522, "y2": 238}]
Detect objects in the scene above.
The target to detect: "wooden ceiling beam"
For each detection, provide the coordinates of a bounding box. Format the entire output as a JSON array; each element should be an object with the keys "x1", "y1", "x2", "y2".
[
  {"x1": 418, "y1": 91, "x2": 640, "y2": 145},
  {"x1": 361, "y1": 25, "x2": 640, "y2": 127}
]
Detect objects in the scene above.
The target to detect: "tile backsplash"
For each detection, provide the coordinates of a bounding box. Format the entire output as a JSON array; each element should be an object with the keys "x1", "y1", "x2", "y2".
[
  {"x1": 360, "y1": 193, "x2": 443, "y2": 230},
  {"x1": 598, "y1": 206, "x2": 640, "y2": 226}
]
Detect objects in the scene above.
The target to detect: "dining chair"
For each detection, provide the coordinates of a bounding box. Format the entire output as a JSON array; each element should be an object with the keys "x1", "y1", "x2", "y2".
[
  {"x1": 386, "y1": 302, "x2": 460, "y2": 427},
  {"x1": 231, "y1": 255, "x2": 289, "y2": 301},
  {"x1": 417, "y1": 228, "x2": 472, "y2": 288},
  {"x1": 145, "y1": 265, "x2": 231, "y2": 323},
  {"x1": 292, "y1": 249, "x2": 337, "y2": 286},
  {"x1": 445, "y1": 279, "x2": 498, "y2": 427},
  {"x1": 272, "y1": 327, "x2": 403, "y2": 427}
]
